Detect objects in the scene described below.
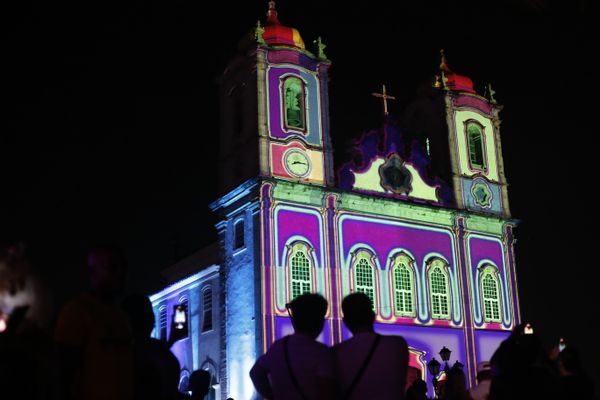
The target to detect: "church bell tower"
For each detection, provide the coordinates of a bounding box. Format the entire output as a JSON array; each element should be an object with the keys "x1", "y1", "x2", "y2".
[
  {"x1": 403, "y1": 51, "x2": 511, "y2": 217},
  {"x1": 217, "y1": 1, "x2": 334, "y2": 195}
]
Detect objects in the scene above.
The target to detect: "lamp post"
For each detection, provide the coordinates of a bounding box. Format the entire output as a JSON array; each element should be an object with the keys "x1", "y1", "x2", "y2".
[
  {"x1": 439, "y1": 346, "x2": 452, "y2": 373},
  {"x1": 427, "y1": 346, "x2": 457, "y2": 399},
  {"x1": 426, "y1": 357, "x2": 441, "y2": 398}
]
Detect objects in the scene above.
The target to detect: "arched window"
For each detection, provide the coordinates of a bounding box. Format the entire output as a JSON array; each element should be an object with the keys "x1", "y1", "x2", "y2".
[
  {"x1": 202, "y1": 287, "x2": 213, "y2": 332},
  {"x1": 201, "y1": 359, "x2": 219, "y2": 400},
  {"x1": 467, "y1": 122, "x2": 486, "y2": 170},
  {"x1": 289, "y1": 242, "x2": 313, "y2": 301},
  {"x1": 179, "y1": 369, "x2": 190, "y2": 393},
  {"x1": 234, "y1": 219, "x2": 244, "y2": 250},
  {"x1": 353, "y1": 251, "x2": 376, "y2": 311},
  {"x1": 481, "y1": 268, "x2": 501, "y2": 323},
  {"x1": 283, "y1": 76, "x2": 306, "y2": 131},
  {"x1": 428, "y1": 259, "x2": 451, "y2": 320},
  {"x1": 159, "y1": 305, "x2": 168, "y2": 341},
  {"x1": 392, "y1": 253, "x2": 416, "y2": 317}
]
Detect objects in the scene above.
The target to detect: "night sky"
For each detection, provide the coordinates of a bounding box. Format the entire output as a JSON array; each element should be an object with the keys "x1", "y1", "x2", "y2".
[{"x1": 2, "y1": 0, "x2": 596, "y2": 388}]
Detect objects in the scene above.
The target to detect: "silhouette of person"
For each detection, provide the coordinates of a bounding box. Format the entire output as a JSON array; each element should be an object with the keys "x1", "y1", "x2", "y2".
[
  {"x1": 489, "y1": 322, "x2": 559, "y2": 400},
  {"x1": 249, "y1": 293, "x2": 334, "y2": 400},
  {"x1": 405, "y1": 378, "x2": 428, "y2": 400},
  {"x1": 55, "y1": 245, "x2": 134, "y2": 400},
  {"x1": 121, "y1": 293, "x2": 182, "y2": 400},
  {"x1": 469, "y1": 361, "x2": 492, "y2": 400},
  {"x1": 188, "y1": 369, "x2": 211, "y2": 400},
  {"x1": 551, "y1": 345, "x2": 595, "y2": 400},
  {"x1": 439, "y1": 364, "x2": 469, "y2": 400},
  {"x1": 332, "y1": 292, "x2": 409, "y2": 400}
]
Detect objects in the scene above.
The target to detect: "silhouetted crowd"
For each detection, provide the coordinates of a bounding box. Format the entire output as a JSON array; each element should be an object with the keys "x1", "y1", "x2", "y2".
[
  {"x1": 250, "y1": 292, "x2": 597, "y2": 400},
  {"x1": 1, "y1": 243, "x2": 213, "y2": 400},
  {"x1": 1, "y1": 241, "x2": 598, "y2": 400}
]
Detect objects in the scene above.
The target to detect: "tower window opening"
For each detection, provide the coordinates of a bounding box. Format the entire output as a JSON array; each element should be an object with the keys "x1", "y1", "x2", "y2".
[
  {"x1": 283, "y1": 77, "x2": 306, "y2": 131},
  {"x1": 467, "y1": 122, "x2": 486, "y2": 170}
]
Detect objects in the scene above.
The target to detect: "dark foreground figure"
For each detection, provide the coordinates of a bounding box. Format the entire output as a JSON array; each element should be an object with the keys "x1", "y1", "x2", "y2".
[{"x1": 250, "y1": 293, "x2": 334, "y2": 400}]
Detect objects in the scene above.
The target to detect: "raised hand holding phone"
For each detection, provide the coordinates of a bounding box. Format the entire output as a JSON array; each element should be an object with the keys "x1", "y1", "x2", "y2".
[
  {"x1": 167, "y1": 304, "x2": 189, "y2": 347},
  {"x1": 559, "y1": 337, "x2": 566, "y2": 352},
  {"x1": 174, "y1": 305, "x2": 186, "y2": 329}
]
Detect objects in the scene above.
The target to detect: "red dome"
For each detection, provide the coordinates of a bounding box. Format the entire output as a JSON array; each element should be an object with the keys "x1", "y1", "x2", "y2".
[
  {"x1": 439, "y1": 50, "x2": 475, "y2": 94},
  {"x1": 444, "y1": 72, "x2": 475, "y2": 93},
  {"x1": 263, "y1": 1, "x2": 305, "y2": 49}
]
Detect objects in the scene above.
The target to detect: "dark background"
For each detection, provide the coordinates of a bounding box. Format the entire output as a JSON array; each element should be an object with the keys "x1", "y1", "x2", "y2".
[{"x1": 2, "y1": 0, "x2": 596, "y2": 390}]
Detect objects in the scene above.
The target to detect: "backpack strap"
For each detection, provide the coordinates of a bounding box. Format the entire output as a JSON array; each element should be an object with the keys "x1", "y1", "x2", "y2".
[
  {"x1": 341, "y1": 334, "x2": 381, "y2": 400},
  {"x1": 284, "y1": 335, "x2": 310, "y2": 400}
]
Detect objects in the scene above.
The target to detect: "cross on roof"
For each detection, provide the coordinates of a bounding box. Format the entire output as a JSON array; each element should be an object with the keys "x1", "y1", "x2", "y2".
[{"x1": 372, "y1": 84, "x2": 396, "y2": 116}]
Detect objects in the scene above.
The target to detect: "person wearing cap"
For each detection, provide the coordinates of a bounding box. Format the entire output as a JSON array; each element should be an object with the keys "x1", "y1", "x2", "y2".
[
  {"x1": 469, "y1": 361, "x2": 492, "y2": 400},
  {"x1": 249, "y1": 293, "x2": 334, "y2": 400}
]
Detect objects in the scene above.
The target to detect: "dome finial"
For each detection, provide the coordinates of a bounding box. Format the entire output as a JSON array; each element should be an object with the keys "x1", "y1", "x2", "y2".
[{"x1": 266, "y1": 1, "x2": 280, "y2": 25}]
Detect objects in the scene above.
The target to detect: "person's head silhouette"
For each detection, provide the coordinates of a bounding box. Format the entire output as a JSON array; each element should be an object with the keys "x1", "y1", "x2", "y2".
[
  {"x1": 341, "y1": 292, "x2": 375, "y2": 334},
  {"x1": 121, "y1": 293, "x2": 155, "y2": 340},
  {"x1": 286, "y1": 293, "x2": 328, "y2": 339},
  {"x1": 189, "y1": 369, "x2": 211, "y2": 399},
  {"x1": 443, "y1": 364, "x2": 468, "y2": 398},
  {"x1": 87, "y1": 245, "x2": 127, "y2": 297}
]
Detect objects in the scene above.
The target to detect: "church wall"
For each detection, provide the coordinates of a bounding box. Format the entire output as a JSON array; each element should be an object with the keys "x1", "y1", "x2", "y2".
[
  {"x1": 258, "y1": 178, "x2": 517, "y2": 396},
  {"x1": 219, "y1": 196, "x2": 261, "y2": 400},
  {"x1": 336, "y1": 212, "x2": 461, "y2": 327},
  {"x1": 465, "y1": 234, "x2": 514, "y2": 329},
  {"x1": 473, "y1": 329, "x2": 511, "y2": 365},
  {"x1": 266, "y1": 65, "x2": 323, "y2": 146},
  {"x1": 217, "y1": 53, "x2": 260, "y2": 196},
  {"x1": 150, "y1": 266, "x2": 220, "y2": 395}
]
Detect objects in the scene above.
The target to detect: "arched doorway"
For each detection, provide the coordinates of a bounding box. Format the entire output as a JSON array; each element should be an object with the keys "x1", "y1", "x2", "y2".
[{"x1": 200, "y1": 357, "x2": 219, "y2": 400}]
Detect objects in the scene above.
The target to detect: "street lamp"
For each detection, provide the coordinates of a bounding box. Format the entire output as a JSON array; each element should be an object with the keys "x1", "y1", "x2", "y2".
[
  {"x1": 439, "y1": 346, "x2": 452, "y2": 372},
  {"x1": 426, "y1": 357, "x2": 441, "y2": 398},
  {"x1": 427, "y1": 346, "x2": 456, "y2": 398}
]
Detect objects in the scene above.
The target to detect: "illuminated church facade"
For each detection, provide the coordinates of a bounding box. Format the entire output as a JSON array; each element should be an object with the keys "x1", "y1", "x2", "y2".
[{"x1": 150, "y1": 3, "x2": 520, "y2": 399}]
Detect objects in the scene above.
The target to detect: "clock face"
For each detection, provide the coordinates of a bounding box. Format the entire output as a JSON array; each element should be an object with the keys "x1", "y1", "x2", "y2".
[
  {"x1": 471, "y1": 180, "x2": 492, "y2": 208},
  {"x1": 284, "y1": 149, "x2": 311, "y2": 177}
]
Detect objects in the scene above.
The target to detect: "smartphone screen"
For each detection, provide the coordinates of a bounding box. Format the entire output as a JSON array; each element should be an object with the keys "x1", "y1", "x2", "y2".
[
  {"x1": 0, "y1": 314, "x2": 7, "y2": 333},
  {"x1": 523, "y1": 323, "x2": 534, "y2": 334},
  {"x1": 559, "y1": 337, "x2": 566, "y2": 352},
  {"x1": 173, "y1": 305, "x2": 187, "y2": 329}
]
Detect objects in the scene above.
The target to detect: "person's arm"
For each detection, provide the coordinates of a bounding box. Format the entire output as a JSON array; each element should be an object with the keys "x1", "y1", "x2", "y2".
[
  {"x1": 249, "y1": 362, "x2": 273, "y2": 399},
  {"x1": 167, "y1": 321, "x2": 187, "y2": 348}
]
